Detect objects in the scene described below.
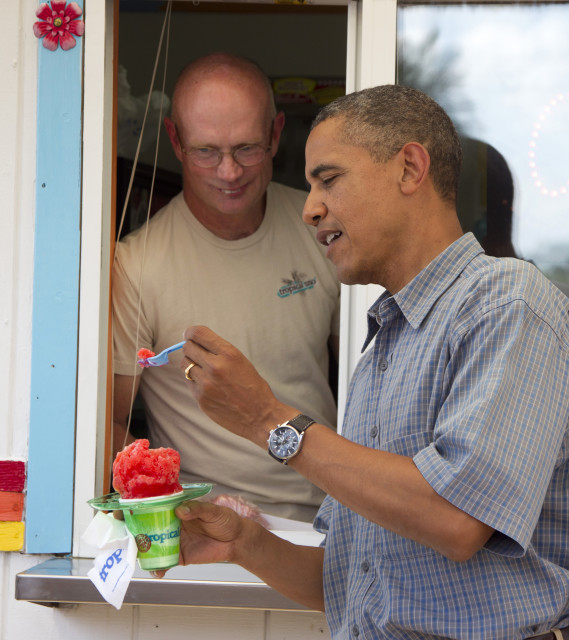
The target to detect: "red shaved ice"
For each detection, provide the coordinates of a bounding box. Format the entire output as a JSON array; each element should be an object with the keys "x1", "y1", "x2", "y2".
[
  {"x1": 137, "y1": 348, "x2": 155, "y2": 368},
  {"x1": 113, "y1": 439, "x2": 183, "y2": 499},
  {"x1": 137, "y1": 348, "x2": 155, "y2": 359}
]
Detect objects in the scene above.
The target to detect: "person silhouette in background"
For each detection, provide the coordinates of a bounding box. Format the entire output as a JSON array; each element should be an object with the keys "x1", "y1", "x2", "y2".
[{"x1": 458, "y1": 137, "x2": 569, "y2": 295}]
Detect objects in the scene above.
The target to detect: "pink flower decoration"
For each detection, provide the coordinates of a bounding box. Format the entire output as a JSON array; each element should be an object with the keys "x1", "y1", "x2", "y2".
[{"x1": 33, "y1": 1, "x2": 85, "y2": 52}]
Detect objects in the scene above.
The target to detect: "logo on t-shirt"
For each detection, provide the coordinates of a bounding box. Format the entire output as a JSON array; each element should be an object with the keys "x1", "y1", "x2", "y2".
[{"x1": 277, "y1": 270, "x2": 317, "y2": 298}]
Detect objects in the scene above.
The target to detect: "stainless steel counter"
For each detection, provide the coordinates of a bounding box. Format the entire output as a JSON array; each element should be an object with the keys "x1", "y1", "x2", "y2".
[{"x1": 15, "y1": 557, "x2": 310, "y2": 610}]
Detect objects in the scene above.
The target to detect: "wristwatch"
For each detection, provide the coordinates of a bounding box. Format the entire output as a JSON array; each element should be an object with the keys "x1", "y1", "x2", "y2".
[{"x1": 267, "y1": 414, "x2": 315, "y2": 464}]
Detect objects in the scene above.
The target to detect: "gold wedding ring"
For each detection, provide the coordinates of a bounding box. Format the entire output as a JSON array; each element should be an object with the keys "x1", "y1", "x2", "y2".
[{"x1": 184, "y1": 362, "x2": 196, "y2": 381}]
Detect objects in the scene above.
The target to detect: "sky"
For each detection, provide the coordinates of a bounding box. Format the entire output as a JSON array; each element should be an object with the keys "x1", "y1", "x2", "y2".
[{"x1": 398, "y1": 4, "x2": 569, "y2": 276}]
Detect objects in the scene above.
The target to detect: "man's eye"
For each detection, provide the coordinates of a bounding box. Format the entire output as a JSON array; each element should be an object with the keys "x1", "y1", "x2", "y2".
[
  {"x1": 195, "y1": 148, "x2": 217, "y2": 157},
  {"x1": 322, "y1": 175, "x2": 338, "y2": 186}
]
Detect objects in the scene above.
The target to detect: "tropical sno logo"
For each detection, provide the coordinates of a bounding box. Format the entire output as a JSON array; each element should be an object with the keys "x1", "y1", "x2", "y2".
[
  {"x1": 278, "y1": 270, "x2": 317, "y2": 298},
  {"x1": 135, "y1": 528, "x2": 180, "y2": 552}
]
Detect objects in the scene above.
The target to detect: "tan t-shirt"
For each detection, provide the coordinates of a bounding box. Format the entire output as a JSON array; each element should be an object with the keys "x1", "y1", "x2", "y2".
[{"x1": 112, "y1": 183, "x2": 341, "y2": 521}]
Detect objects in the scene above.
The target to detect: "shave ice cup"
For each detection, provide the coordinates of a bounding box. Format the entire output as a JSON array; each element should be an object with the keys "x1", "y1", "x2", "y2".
[{"x1": 119, "y1": 492, "x2": 183, "y2": 570}]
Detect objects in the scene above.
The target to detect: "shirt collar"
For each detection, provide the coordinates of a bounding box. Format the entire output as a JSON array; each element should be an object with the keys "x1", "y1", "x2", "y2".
[{"x1": 362, "y1": 233, "x2": 484, "y2": 351}]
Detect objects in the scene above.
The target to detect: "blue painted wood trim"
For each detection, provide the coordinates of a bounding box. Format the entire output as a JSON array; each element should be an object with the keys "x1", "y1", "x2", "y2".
[{"x1": 26, "y1": 5, "x2": 84, "y2": 553}]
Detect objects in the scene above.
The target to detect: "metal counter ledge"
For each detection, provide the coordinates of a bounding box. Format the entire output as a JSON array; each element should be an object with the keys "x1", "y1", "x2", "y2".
[
  {"x1": 16, "y1": 527, "x2": 324, "y2": 609},
  {"x1": 15, "y1": 557, "x2": 312, "y2": 610}
]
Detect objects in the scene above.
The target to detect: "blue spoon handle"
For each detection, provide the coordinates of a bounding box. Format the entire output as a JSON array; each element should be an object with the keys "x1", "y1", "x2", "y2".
[{"x1": 163, "y1": 341, "x2": 185, "y2": 355}]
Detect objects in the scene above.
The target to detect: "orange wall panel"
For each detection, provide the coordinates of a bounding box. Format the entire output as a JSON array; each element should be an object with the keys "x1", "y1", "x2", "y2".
[{"x1": 0, "y1": 492, "x2": 25, "y2": 521}]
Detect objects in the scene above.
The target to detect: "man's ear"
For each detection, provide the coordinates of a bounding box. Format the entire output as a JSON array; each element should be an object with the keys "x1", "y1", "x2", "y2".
[
  {"x1": 270, "y1": 111, "x2": 286, "y2": 158},
  {"x1": 164, "y1": 116, "x2": 184, "y2": 163},
  {"x1": 399, "y1": 142, "x2": 430, "y2": 195}
]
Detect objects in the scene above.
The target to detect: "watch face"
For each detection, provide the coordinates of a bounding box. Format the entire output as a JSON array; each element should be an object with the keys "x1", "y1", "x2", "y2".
[{"x1": 269, "y1": 426, "x2": 300, "y2": 459}]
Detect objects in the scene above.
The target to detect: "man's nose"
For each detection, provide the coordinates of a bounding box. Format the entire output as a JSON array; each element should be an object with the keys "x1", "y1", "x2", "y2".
[
  {"x1": 216, "y1": 153, "x2": 244, "y2": 182},
  {"x1": 302, "y1": 192, "x2": 327, "y2": 226}
]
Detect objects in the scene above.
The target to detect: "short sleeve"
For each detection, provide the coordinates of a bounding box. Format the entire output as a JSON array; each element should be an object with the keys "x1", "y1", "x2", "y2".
[
  {"x1": 314, "y1": 493, "x2": 334, "y2": 547},
  {"x1": 414, "y1": 298, "x2": 569, "y2": 555}
]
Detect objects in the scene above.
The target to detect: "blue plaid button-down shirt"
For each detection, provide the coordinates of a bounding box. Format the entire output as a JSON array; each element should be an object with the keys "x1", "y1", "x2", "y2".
[{"x1": 315, "y1": 234, "x2": 569, "y2": 640}]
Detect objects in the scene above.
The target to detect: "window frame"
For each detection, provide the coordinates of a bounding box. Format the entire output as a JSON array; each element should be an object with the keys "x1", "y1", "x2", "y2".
[{"x1": 25, "y1": 0, "x2": 394, "y2": 555}]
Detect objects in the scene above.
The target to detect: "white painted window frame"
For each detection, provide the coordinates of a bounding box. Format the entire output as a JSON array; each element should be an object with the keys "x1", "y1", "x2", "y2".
[
  {"x1": 74, "y1": 0, "x2": 116, "y2": 554},
  {"x1": 73, "y1": 0, "x2": 395, "y2": 556}
]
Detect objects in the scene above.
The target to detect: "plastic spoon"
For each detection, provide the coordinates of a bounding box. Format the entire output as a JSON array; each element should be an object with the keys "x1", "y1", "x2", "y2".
[{"x1": 138, "y1": 341, "x2": 185, "y2": 367}]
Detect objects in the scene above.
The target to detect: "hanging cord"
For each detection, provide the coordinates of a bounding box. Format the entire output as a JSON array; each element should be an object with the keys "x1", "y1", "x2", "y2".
[
  {"x1": 111, "y1": 1, "x2": 172, "y2": 454},
  {"x1": 114, "y1": 3, "x2": 172, "y2": 248}
]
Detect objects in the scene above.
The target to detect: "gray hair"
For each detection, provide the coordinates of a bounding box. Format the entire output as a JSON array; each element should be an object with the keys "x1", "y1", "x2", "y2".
[{"x1": 312, "y1": 85, "x2": 463, "y2": 204}]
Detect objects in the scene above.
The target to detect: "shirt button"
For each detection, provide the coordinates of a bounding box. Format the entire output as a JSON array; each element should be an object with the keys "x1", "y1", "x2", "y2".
[
  {"x1": 361, "y1": 560, "x2": 370, "y2": 572},
  {"x1": 352, "y1": 625, "x2": 360, "y2": 637},
  {"x1": 379, "y1": 358, "x2": 388, "y2": 371},
  {"x1": 370, "y1": 426, "x2": 378, "y2": 438}
]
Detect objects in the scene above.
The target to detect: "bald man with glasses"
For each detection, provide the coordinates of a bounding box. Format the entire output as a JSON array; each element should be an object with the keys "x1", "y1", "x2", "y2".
[{"x1": 111, "y1": 52, "x2": 341, "y2": 523}]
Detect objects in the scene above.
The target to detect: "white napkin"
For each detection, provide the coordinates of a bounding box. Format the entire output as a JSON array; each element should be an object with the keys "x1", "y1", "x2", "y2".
[{"x1": 81, "y1": 511, "x2": 138, "y2": 609}]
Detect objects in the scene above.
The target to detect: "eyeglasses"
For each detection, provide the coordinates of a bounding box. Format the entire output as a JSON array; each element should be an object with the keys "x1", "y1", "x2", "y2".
[{"x1": 174, "y1": 122, "x2": 274, "y2": 168}]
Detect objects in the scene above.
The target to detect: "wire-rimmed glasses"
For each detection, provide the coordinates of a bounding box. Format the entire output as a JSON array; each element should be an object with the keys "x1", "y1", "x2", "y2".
[{"x1": 174, "y1": 122, "x2": 274, "y2": 168}]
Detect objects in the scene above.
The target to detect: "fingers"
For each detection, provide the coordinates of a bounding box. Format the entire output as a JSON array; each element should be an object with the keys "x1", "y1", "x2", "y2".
[
  {"x1": 180, "y1": 326, "x2": 237, "y2": 383},
  {"x1": 182, "y1": 325, "x2": 222, "y2": 354},
  {"x1": 184, "y1": 360, "x2": 198, "y2": 383},
  {"x1": 180, "y1": 327, "x2": 216, "y2": 382},
  {"x1": 175, "y1": 499, "x2": 243, "y2": 541},
  {"x1": 175, "y1": 499, "x2": 213, "y2": 521}
]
